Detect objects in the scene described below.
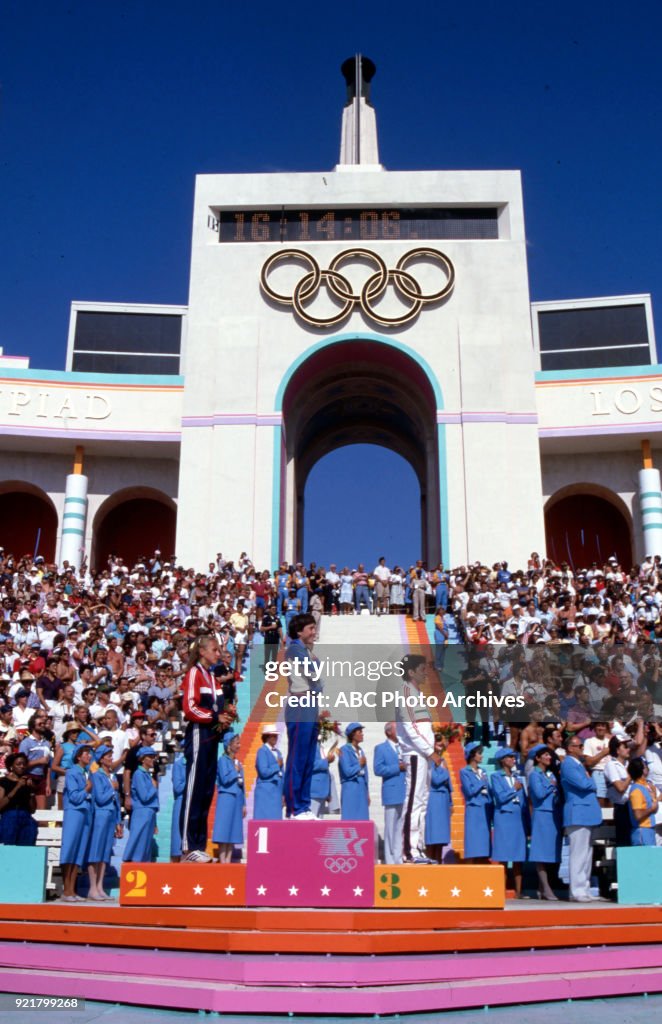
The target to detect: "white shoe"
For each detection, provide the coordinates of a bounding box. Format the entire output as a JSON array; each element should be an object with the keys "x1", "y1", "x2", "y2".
[
  {"x1": 293, "y1": 811, "x2": 318, "y2": 820},
  {"x1": 182, "y1": 849, "x2": 213, "y2": 863}
]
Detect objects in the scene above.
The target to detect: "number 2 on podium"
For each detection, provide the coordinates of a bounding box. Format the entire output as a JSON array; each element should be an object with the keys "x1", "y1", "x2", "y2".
[{"x1": 125, "y1": 869, "x2": 148, "y2": 898}]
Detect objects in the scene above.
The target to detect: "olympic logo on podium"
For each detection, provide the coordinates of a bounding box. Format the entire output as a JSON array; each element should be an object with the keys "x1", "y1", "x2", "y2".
[
  {"x1": 324, "y1": 857, "x2": 358, "y2": 873},
  {"x1": 260, "y1": 247, "x2": 455, "y2": 328}
]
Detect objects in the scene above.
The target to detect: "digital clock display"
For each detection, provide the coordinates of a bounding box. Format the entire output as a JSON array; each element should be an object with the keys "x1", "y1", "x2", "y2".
[{"x1": 212, "y1": 207, "x2": 499, "y2": 243}]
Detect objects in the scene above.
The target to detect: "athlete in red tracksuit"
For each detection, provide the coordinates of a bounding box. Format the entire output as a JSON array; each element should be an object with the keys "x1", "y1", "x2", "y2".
[{"x1": 180, "y1": 636, "x2": 231, "y2": 862}]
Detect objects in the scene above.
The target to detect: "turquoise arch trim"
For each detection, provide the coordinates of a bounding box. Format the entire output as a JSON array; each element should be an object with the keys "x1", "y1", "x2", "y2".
[
  {"x1": 0, "y1": 368, "x2": 184, "y2": 386},
  {"x1": 273, "y1": 332, "x2": 445, "y2": 411},
  {"x1": 270, "y1": 332, "x2": 449, "y2": 568},
  {"x1": 535, "y1": 365, "x2": 662, "y2": 383}
]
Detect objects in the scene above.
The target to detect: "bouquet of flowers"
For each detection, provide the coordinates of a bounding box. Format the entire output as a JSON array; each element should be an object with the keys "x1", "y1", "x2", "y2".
[
  {"x1": 432, "y1": 721, "x2": 465, "y2": 744},
  {"x1": 318, "y1": 709, "x2": 342, "y2": 742}
]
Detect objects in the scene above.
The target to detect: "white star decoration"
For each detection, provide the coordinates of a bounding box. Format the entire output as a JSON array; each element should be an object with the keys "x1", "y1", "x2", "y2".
[
  {"x1": 256, "y1": 885, "x2": 267, "y2": 896},
  {"x1": 321, "y1": 886, "x2": 331, "y2": 896},
  {"x1": 193, "y1": 884, "x2": 204, "y2": 895},
  {"x1": 450, "y1": 887, "x2": 461, "y2": 898},
  {"x1": 161, "y1": 884, "x2": 172, "y2": 895},
  {"x1": 225, "y1": 885, "x2": 235, "y2": 895},
  {"x1": 289, "y1": 885, "x2": 299, "y2": 896},
  {"x1": 483, "y1": 886, "x2": 493, "y2": 897},
  {"x1": 353, "y1": 886, "x2": 363, "y2": 897},
  {"x1": 418, "y1": 887, "x2": 428, "y2": 897}
]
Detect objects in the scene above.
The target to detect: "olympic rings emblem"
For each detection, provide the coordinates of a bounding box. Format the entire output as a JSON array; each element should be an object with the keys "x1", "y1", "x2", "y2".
[
  {"x1": 324, "y1": 856, "x2": 358, "y2": 873},
  {"x1": 260, "y1": 247, "x2": 455, "y2": 328}
]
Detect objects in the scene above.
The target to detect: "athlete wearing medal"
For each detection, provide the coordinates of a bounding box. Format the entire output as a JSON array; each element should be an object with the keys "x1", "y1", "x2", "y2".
[{"x1": 180, "y1": 635, "x2": 233, "y2": 862}]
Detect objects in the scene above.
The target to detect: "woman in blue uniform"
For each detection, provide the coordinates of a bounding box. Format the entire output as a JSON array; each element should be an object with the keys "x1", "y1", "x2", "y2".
[
  {"x1": 628, "y1": 757, "x2": 659, "y2": 846},
  {"x1": 310, "y1": 739, "x2": 338, "y2": 818},
  {"x1": 170, "y1": 747, "x2": 186, "y2": 861},
  {"x1": 424, "y1": 734, "x2": 453, "y2": 863},
  {"x1": 123, "y1": 747, "x2": 159, "y2": 863},
  {"x1": 459, "y1": 742, "x2": 492, "y2": 862},
  {"x1": 87, "y1": 744, "x2": 122, "y2": 900},
  {"x1": 253, "y1": 727, "x2": 284, "y2": 820},
  {"x1": 212, "y1": 731, "x2": 245, "y2": 862},
  {"x1": 338, "y1": 723, "x2": 369, "y2": 820},
  {"x1": 0, "y1": 752, "x2": 37, "y2": 846},
  {"x1": 527, "y1": 744, "x2": 561, "y2": 900},
  {"x1": 490, "y1": 747, "x2": 528, "y2": 898},
  {"x1": 60, "y1": 745, "x2": 93, "y2": 901}
]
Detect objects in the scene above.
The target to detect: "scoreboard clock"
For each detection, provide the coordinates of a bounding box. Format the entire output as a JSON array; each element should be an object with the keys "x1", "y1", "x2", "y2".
[{"x1": 209, "y1": 207, "x2": 499, "y2": 243}]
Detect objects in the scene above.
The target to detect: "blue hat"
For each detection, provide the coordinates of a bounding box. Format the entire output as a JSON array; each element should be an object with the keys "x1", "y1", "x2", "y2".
[
  {"x1": 527, "y1": 743, "x2": 548, "y2": 761},
  {"x1": 464, "y1": 741, "x2": 483, "y2": 762},
  {"x1": 136, "y1": 746, "x2": 156, "y2": 760},
  {"x1": 494, "y1": 747, "x2": 516, "y2": 761},
  {"x1": 223, "y1": 730, "x2": 237, "y2": 750},
  {"x1": 94, "y1": 744, "x2": 112, "y2": 762},
  {"x1": 345, "y1": 722, "x2": 364, "y2": 739}
]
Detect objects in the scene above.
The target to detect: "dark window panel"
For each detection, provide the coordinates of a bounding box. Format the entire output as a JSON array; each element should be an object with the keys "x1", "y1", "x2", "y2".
[
  {"x1": 538, "y1": 305, "x2": 649, "y2": 353},
  {"x1": 73, "y1": 312, "x2": 182, "y2": 354},
  {"x1": 217, "y1": 207, "x2": 499, "y2": 242},
  {"x1": 540, "y1": 345, "x2": 651, "y2": 371},
  {"x1": 71, "y1": 352, "x2": 180, "y2": 375}
]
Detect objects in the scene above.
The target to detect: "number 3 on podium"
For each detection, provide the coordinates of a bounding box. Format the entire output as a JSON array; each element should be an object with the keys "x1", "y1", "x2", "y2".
[
  {"x1": 378, "y1": 873, "x2": 401, "y2": 900},
  {"x1": 125, "y1": 869, "x2": 148, "y2": 898}
]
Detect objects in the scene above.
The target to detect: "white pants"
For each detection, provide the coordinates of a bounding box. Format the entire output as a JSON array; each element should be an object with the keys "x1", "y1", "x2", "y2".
[
  {"x1": 566, "y1": 825, "x2": 594, "y2": 899},
  {"x1": 404, "y1": 755, "x2": 430, "y2": 857},
  {"x1": 383, "y1": 804, "x2": 405, "y2": 864}
]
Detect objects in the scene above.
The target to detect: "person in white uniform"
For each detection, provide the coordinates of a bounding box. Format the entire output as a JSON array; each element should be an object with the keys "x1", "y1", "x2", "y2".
[{"x1": 395, "y1": 654, "x2": 440, "y2": 862}]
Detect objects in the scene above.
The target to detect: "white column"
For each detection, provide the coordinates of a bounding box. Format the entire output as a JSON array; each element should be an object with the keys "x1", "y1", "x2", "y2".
[
  {"x1": 59, "y1": 473, "x2": 88, "y2": 570},
  {"x1": 639, "y1": 467, "x2": 662, "y2": 557}
]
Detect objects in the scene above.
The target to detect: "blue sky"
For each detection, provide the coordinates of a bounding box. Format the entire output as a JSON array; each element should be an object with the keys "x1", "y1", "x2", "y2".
[{"x1": 2, "y1": 1, "x2": 662, "y2": 568}]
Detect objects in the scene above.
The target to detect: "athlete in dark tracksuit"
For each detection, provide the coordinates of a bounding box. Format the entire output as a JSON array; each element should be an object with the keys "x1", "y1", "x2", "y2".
[{"x1": 180, "y1": 660, "x2": 226, "y2": 856}]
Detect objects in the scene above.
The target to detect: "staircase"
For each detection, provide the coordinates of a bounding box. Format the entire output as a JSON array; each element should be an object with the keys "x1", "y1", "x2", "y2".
[{"x1": 317, "y1": 612, "x2": 417, "y2": 845}]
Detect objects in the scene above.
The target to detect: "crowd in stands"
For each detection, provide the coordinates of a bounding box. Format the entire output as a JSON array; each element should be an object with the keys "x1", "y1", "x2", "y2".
[{"x1": 0, "y1": 544, "x2": 661, "y2": 901}]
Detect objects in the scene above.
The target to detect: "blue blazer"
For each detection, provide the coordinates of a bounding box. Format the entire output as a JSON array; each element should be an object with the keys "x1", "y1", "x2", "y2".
[
  {"x1": 373, "y1": 740, "x2": 406, "y2": 806},
  {"x1": 560, "y1": 755, "x2": 602, "y2": 828},
  {"x1": 490, "y1": 770, "x2": 526, "y2": 814}
]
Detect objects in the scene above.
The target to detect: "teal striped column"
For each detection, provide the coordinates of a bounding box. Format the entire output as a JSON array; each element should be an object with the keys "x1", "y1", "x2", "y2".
[
  {"x1": 59, "y1": 473, "x2": 88, "y2": 570},
  {"x1": 639, "y1": 467, "x2": 662, "y2": 557}
]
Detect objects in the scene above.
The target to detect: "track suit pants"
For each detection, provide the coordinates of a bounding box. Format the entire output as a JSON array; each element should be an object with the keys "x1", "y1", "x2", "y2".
[{"x1": 181, "y1": 722, "x2": 220, "y2": 853}]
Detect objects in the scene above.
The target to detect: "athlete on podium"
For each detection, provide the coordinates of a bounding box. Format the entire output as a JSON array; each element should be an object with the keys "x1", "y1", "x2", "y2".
[
  {"x1": 395, "y1": 654, "x2": 440, "y2": 862},
  {"x1": 283, "y1": 613, "x2": 324, "y2": 819}
]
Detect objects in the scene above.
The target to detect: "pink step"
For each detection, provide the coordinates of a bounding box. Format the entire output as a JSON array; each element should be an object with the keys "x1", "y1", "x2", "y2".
[
  {"x1": 1, "y1": 964, "x2": 662, "y2": 1013},
  {"x1": 1, "y1": 942, "x2": 662, "y2": 987}
]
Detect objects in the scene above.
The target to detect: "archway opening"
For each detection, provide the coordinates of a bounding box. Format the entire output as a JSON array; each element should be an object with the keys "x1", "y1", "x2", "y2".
[
  {"x1": 545, "y1": 490, "x2": 633, "y2": 569},
  {"x1": 0, "y1": 484, "x2": 57, "y2": 562},
  {"x1": 303, "y1": 444, "x2": 422, "y2": 568},
  {"x1": 281, "y1": 339, "x2": 441, "y2": 565},
  {"x1": 93, "y1": 489, "x2": 176, "y2": 570}
]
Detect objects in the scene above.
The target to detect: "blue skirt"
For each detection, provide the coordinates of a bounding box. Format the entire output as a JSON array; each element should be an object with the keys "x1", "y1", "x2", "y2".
[
  {"x1": 61, "y1": 806, "x2": 92, "y2": 867},
  {"x1": 170, "y1": 794, "x2": 183, "y2": 857},
  {"x1": 253, "y1": 780, "x2": 283, "y2": 821},
  {"x1": 212, "y1": 791, "x2": 244, "y2": 844},
  {"x1": 463, "y1": 803, "x2": 491, "y2": 859},
  {"x1": 123, "y1": 808, "x2": 157, "y2": 862},
  {"x1": 87, "y1": 806, "x2": 117, "y2": 865},
  {"x1": 529, "y1": 808, "x2": 562, "y2": 863},
  {"x1": 0, "y1": 809, "x2": 37, "y2": 846},
  {"x1": 424, "y1": 789, "x2": 451, "y2": 845}
]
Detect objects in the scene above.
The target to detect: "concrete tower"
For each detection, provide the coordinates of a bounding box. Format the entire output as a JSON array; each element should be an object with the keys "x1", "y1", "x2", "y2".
[{"x1": 338, "y1": 55, "x2": 381, "y2": 169}]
